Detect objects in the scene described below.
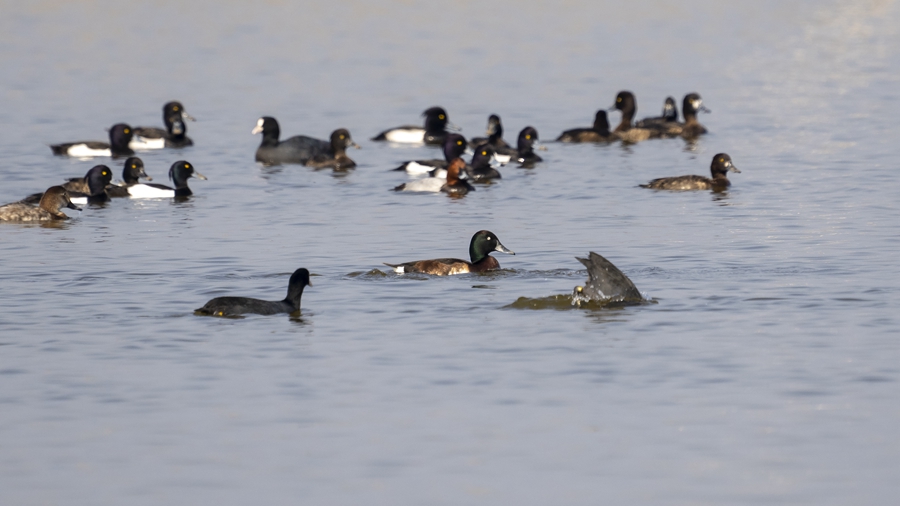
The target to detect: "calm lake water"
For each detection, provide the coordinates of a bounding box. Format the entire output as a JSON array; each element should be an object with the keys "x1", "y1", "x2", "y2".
[{"x1": 1, "y1": 1, "x2": 899, "y2": 504}]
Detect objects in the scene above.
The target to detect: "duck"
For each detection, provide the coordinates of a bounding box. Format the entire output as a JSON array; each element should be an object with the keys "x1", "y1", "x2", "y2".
[
  {"x1": 571, "y1": 252, "x2": 644, "y2": 306},
  {"x1": 635, "y1": 96, "x2": 678, "y2": 128},
  {"x1": 393, "y1": 133, "x2": 467, "y2": 175},
  {"x1": 105, "y1": 158, "x2": 154, "y2": 198},
  {"x1": 50, "y1": 123, "x2": 135, "y2": 158},
  {"x1": 640, "y1": 153, "x2": 740, "y2": 191},
  {"x1": 556, "y1": 110, "x2": 613, "y2": 143},
  {"x1": 393, "y1": 158, "x2": 473, "y2": 195},
  {"x1": 469, "y1": 114, "x2": 516, "y2": 162},
  {"x1": 515, "y1": 126, "x2": 543, "y2": 166},
  {"x1": 384, "y1": 230, "x2": 514, "y2": 275},
  {"x1": 466, "y1": 145, "x2": 502, "y2": 182},
  {"x1": 371, "y1": 106, "x2": 459, "y2": 145},
  {"x1": 609, "y1": 91, "x2": 667, "y2": 143},
  {"x1": 195, "y1": 268, "x2": 311, "y2": 317},
  {"x1": 252, "y1": 117, "x2": 358, "y2": 167},
  {"x1": 21, "y1": 165, "x2": 113, "y2": 205},
  {"x1": 0, "y1": 186, "x2": 81, "y2": 222},
  {"x1": 130, "y1": 101, "x2": 195, "y2": 149},
  {"x1": 672, "y1": 93, "x2": 711, "y2": 138},
  {"x1": 127, "y1": 160, "x2": 206, "y2": 198}
]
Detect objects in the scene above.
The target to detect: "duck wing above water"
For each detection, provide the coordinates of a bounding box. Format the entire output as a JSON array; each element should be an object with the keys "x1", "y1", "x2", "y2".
[{"x1": 576, "y1": 252, "x2": 642, "y2": 302}]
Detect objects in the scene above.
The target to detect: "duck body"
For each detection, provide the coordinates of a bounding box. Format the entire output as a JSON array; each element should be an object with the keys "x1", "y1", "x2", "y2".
[
  {"x1": 557, "y1": 110, "x2": 614, "y2": 143},
  {"x1": 105, "y1": 157, "x2": 153, "y2": 198},
  {"x1": 572, "y1": 252, "x2": 643, "y2": 306},
  {"x1": 515, "y1": 126, "x2": 543, "y2": 166},
  {"x1": 252, "y1": 118, "x2": 358, "y2": 167},
  {"x1": 372, "y1": 106, "x2": 457, "y2": 145},
  {"x1": 640, "y1": 153, "x2": 740, "y2": 191},
  {"x1": 394, "y1": 134, "x2": 467, "y2": 174},
  {"x1": 130, "y1": 101, "x2": 195, "y2": 149},
  {"x1": 22, "y1": 165, "x2": 113, "y2": 205},
  {"x1": 304, "y1": 129, "x2": 360, "y2": 170},
  {"x1": 394, "y1": 158, "x2": 473, "y2": 195},
  {"x1": 127, "y1": 160, "x2": 206, "y2": 198},
  {"x1": 384, "y1": 230, "x2": 514, "y2": 275},
  {"x1": 610, "y1": 91, "x2": 669, "y2": 143},
  {"x1": 466, "y1": 145, "x2": 502, "y2": 182},
  {"x1": 0, "y1": 186, "x2": 81, "y2": 222},
  {"x1": 195, "y1": 268, "x2": 311, "y2": 317},
  {"x1": 50, "y1": 124, "x2": 135, "y2": 158},
  {"x1": 635, "y1": 96, "x2": 679, "y2": 128},
  {"x1": 470, "y1": 114, "x2": 516, "y2": 162}
]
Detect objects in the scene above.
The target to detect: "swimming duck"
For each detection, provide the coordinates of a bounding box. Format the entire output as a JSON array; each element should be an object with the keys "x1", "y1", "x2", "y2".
[
  {"x1": 393, "y1": 134, "x2": 467, "y2": 174},
  {"x1": 252, "y1": 117, "x2": 358, "y2": 167},
  {"x1": 635, "y1": 96, "x2": 678, "y2": 128},
  {"x1": 556, "y1": 110, "x2": 613, "y2": 143},
  {"x1": 393, "y1": 158, "x2": 473, "y2": 195},
  {"x1": 515, "y1": 126, "x2": 543, "y2": 166},
  {"x1": 21, "y1": 165, "x2": 113, "y2": 205},
  {"x1": 105, "y1": 158, "x2": 154, "y2": 198},
  {"x1": 127, "y1": 160, "x2": 206, "y2": 198},
  {"x1": 195, "y1": 268, "x2": 311, "y2": 317},
  {"x1": 384, "y1": 230, "x2": 514, "y2": 275},
  {"x1": 371, "y1": 106, "x2": 459, "y2": 145},
  {"x1": 610, "y1": 91, "x2": 667, "y2": 143},
  {"x1": 640, "y1": 153, "x2": 740, "y2": 191},
  {"x1": 674, "y1": 93, "x2": 710, "y2": 138},
  {"x1": 470, "y1": 114, "x2": 516, "y2": 162},
  {"x1": 50, "y1": 123, "x2": 135, "y2": 158},
  {"x1": 130, "y1": 101, "x2": 195, "y2": 149},
  {"x1": 0, "y1": 186, "x2": 81, "y2": 222},
  {"x1": 571, "y1": 252, "x2": 644, "y2": 306},
  {"x1": 466, "y1": 145, "x2": 502, "y2": 182}
]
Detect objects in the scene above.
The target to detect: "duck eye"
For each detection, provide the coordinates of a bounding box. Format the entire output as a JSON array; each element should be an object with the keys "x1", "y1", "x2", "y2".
[
  {"x1": 131, "y1": 164, "x2": 136, "y2": 168},
  {"x1": 617, "y1": 97, "x2": 622, "y2": 102},
  {"x1": 481, "y1": 151, "x2": 487, "y2": 156},
  {"x1": 525, "y1": 135, "x2": 531, "y2": 139},
  {"x1": 340, "y1": 135, "x2": 345, "y2": 139},
  {"x1": 438, "y1": 114, "x2": 445, "y2": 120},
  {"x1": 124, "y1": 128, "x2": 130, "y2": 134},
  {"x1": 102, "y1": 171, "x2": 108, "y2": 175},
  {"x1": 719, "y1": 158, "x2": 724, "y2": 162},
  {"x1": 173, "y1": 106, "x2": 179, "y2": 111},
  {"x1": 457, "y1": 140, "x2": 462, "y2": 145}
]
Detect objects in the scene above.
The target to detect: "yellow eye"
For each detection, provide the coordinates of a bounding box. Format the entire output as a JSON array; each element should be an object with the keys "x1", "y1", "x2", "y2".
[
  {"x1": 131, "y1": 164, "x2": 136, "y2": 169},
  {"x1": 102, "y1": 171, "x2": 108, "y2": 176},
  {"x1": 617, "y1": 98, "x2": 622, "y2": 102},
  {"x1": 481, "y1": 151, "x2": 487, "y2": 156},
  {"x1": 124, "y1": 128, "x2": 130, "y2": 133},
  {"x1": 340, "y1": 135, "x2": 345, "y2": 139},
  {"x1": 173, "y1": 106, "x2": 179, "y2": 111},
  {"x1": 457, "y1": 140, "x2": 462, "y2": 145},
  {"x1": 525, "y1": 135, "x2": 531, "y2": 139},
  {"x1": 186, "y1": 164, "x2": 191, "y2": 168},
  {"x1": 719, "y1": 158, "x2": 724, "y2": 162},
  {"x1": 439, "y1": 115, "x2": 445, "y2": 120}
]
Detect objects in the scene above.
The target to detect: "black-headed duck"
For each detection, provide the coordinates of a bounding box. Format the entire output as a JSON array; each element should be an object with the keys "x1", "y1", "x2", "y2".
[
  {"x1": 22, "y1": 165, "x2": 113, "y2": 205},
  {"x1": 394, "y1": 134, "x2": 467, "y2": 174},
  {"x1": 516, "y1": 126, "x2": 543, "y2": 166},
  {"x1": 51, "y1": 123, "x2": 135, "y2": 158},
  {"x1": 556, "y1": 110, "x2": 613, "y2": 143},
  {"x1": 466, "y1": 145, "x2": 502, "y2": 182},
  {"x1": 127, "y1": 160, "x2": 206, "y2": 198},
  {"x1": 305, "y1": 128, "x2": 360, "y2": 170},
  {"x1": 371, "y1": 106, "x2": 459, "y2": 145},
  {"x1": 470, "y1": 114, "x2": 516, "y2": 162},
  {"x1": 105, "y1": 157, "x2": 154, "y2": 198},
  {"x1": 195, "y1": 268, "x2": 311, "y2": 317},
  {"x1": 571, "y1": 252, "x2": 644, "y2": 306},
  {"x1": 610, "y1": 91, "x2": 668, "y2": 143},
  {"x1": 635, "y1": 96, "x2": 678, "y2": 128},
  {"x1": 130, "y1": 101, "x2": 195, "y2": 149},
  {"x1": 384, "y1": 230, "x2": 514, "y2": 275},
  {"x1": 393, "y1": 158, "x2": 474, "y2": 195},
  {"x1": 640, "y1": 153, "x2": 740, "y2": 191},
  {"x1": 0, "y1": 186, "x2": 81, "y2": 222}
]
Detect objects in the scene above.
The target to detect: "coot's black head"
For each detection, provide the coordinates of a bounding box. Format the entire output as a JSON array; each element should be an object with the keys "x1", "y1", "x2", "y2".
[
  {"x1": 109, "y1": 123, "x2": 134, "y2": 150},
  {"x1": 710, "y1": 153, "x2": 740, "y2": 177},
  {"x1": 41, "y1": 186, "x2": 81, "y2": 214},
  {"x1": 486, "y1": 114, "x2": 503, "y2": 139},
  {"x1": 683, "y1": 93, "x2": 710, "y2": 118},
  {"x1": 592, "y1": 110, "x2": 610, "y2": 132},
  {"x1": 85, "y1": 165, "x2": 113, "y2": 195},
  {"x1": 422, "y1": 106, "x2": 455, "y2": 134},
  {"x1": 471, "y1": 145, "x2": 495, "y2": 169},
  {"x1": 442, "y1": 133, "x2": 468, "y2": 161},
  {"x1": 662, "y1": 96, "x2": 678, "y2": 121},
  {"x1": 329, "y1": 128, "x2": 359, "y2": 153},
  {"x1": 285, "y1": 267, "x2": 312, "y2": 305},
  {"x1": 169, "y1": 160, "x2": 207, "y2": 188},
  {"x1": 163, "y1": 101, "x2": 194, "y2": 136},
  {"x1": 517, "y1": 126, "x2": 540, "y2": 151},
  {"x1": 469, "y1": 230, "x2": 515, "y2": 264},
  {"x1": 122, "y1": 157, "x2": 151, "y2": 184},
  {"x1": 252, "y1": 116, "x2": 280, "y2": 145}
]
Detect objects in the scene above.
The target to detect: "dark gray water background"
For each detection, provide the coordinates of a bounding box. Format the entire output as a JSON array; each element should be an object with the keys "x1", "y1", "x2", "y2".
[{"x1": 1, "y1": 1, "x2": 898, "y2": 504}]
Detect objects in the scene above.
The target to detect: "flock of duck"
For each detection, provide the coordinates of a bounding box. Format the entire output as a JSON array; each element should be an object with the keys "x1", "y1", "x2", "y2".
[{"x1": 1, "y1": 91, "x2": 741, "y2": 316}]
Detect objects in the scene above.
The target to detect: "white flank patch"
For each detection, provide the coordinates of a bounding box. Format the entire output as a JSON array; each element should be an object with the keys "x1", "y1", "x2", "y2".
[
  {"x1": 397, "y1": 177, "x2": 444, "y2": 192},
  {"x1": 404, "y1": 161, "x2": 433, "y2": 174},
  {"x1": 393, "y1": 265, "x2": 405, "y2": 274},
  {"x1": 494, "y1": 153, "x2": 511, "y2": 164},
  {"x1": 385, "y1": 129, "x2": 425, "y2": 143},
  {"x1": 69, "y1": 196, "x2": 88, "y2": 206},
  {"x1": 127, "y1": 184, "x2": 174, "y2": 199},
  {"x1": 66, "y1": 144, "x2": 111, "y2": 157},
  {"x1": 129, "y1": 136, "x2": 165, "y2": 150}
]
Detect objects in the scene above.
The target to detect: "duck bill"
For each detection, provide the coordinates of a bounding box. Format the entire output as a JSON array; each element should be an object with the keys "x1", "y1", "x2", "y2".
[
  {"x1": 182, "y1": 111, "x2": 196, "y2": 122},
  {"x1": 66, "y1": 201, "x2": 82, "y2": 211},
  {"x1": 140, "y1": 170, "x2": 153, "y2": 181},
  {"x1": 494, "y1": 243, "x2": 515, "y2": 255},
  {"x1": 729, "y1": 165, "x2": 741, "y2": 173},
  {"x1": 251, "y1": 124, "x2": 264, "y2": 135},
  {"x1": 193, "y1": 171, "x2": 208, "y2": 180},
  {"x1": 350, "y1": 141, "x2": 361, "y2": 149},
  {"x1": 699, "y1": 106, "x2": 711, "y2": 114}
]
